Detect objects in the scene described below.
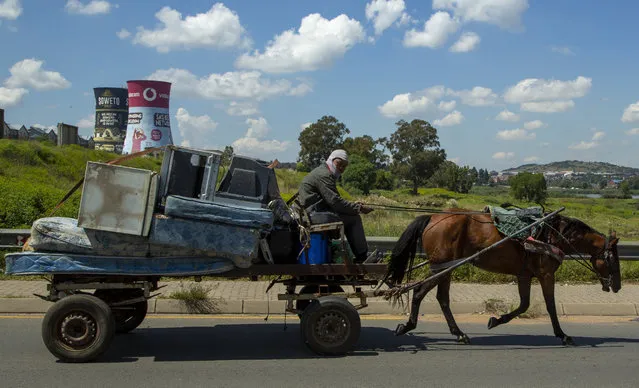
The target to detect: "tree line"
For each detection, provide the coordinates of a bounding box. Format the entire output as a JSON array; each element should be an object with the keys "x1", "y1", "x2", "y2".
[{"x1": 296, "y1": 115, "x2": 488, "y2": 195}]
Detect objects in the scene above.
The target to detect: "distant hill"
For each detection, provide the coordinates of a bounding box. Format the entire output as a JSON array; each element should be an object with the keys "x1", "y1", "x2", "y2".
[{"x1": 503, "y1": 160, "x2": 639, "y2": 175}]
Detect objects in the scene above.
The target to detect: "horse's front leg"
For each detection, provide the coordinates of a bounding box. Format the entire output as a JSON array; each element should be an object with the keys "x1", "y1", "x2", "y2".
[
  {"x1": 395, "y1": 279, "x2": 438, "y2": 336},
  {"x1": 436, "y1": 274, "x2": 470, "y2": 344},
  {"x1": 539, "y1": 272, "x2": 575, "y2": 346},
  {"x1": 487, "y1": 275, "x2": 531, "y2": 329}
]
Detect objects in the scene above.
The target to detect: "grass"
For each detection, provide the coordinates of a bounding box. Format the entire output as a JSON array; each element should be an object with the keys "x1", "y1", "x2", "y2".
[{"x1": 168, "y1": 282, "x2": 220, "y2": 314}]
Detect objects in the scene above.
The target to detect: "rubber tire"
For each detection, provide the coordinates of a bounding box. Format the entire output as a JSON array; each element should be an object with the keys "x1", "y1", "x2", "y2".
[
  {"x1": 296, "y1": 285, "x2": 344, "y2": 316},
  {"x1": 300, "y1": 296, "x2": 361, "y2": 356},
  {"x1": 42, "y1": 294, "x2": 115, "y2": 363},
  {"x1": 94, "y1": 289, "x2": 147, "y2": 334}
]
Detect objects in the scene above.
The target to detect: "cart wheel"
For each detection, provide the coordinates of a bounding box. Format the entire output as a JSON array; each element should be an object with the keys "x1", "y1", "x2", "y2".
[
  {"x1": 41, "y1": 294, "x2": 115, "y2": 363},
  {"x1": 300, "y1": 296, "x2": 361, "y2": 356},
  {"x1": 296, "y1": 285, "x2": 344, "y2": 317},
  {"x1": 94, "y1": 289, "x2": 148, "y2": 334}
]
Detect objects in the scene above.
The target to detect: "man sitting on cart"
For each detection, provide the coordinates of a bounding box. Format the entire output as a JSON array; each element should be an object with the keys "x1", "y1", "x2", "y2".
[{"x1": 298, "y1": 149, "x2": 376, "y2": 263}]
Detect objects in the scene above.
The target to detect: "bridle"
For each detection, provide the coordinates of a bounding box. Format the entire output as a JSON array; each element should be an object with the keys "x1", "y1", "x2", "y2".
[{"x1": 544, "y1": 219, "x2": 617, "y2": 287}]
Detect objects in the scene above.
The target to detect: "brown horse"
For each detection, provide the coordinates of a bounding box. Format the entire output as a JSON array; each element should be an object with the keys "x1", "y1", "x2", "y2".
[{"x1": 386, "y1": 209, "x2": 621, "y2": 346}]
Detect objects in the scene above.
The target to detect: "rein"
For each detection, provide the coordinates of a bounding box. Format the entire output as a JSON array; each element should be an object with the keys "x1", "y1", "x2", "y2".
[{"x1": 365, "y1": 203, "x2": 488, "y2": 215}]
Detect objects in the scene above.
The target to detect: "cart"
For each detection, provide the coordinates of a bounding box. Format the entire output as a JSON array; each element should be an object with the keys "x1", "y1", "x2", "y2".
[{"x1": 3, "y1": 145, "x2": 390, "y2": 363}]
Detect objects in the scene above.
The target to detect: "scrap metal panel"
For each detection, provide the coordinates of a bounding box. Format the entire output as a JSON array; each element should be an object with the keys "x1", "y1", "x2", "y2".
[{"x1": 78, "y1": 162, "x2": 157, "y2": 236}]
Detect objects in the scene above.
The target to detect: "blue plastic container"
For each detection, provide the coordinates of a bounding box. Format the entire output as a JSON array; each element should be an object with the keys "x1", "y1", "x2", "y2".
[{"x1": 299, "y1": 233, "x2": 330, "y2": 264}]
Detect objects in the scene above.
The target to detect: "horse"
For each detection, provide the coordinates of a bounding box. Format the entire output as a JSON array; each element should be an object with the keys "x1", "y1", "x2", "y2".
[{"x1": 385, "y1": 209, "x2": 621, "y2": 346}]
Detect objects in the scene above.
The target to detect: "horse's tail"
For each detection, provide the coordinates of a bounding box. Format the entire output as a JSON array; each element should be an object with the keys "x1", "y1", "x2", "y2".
[{"x1": 386, "y1": 215, "x2": 431, "y2": 285}]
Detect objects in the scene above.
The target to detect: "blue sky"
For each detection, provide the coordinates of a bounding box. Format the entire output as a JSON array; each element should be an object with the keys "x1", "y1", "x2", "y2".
[{"x1": 1, "y1": 0, "x2": 639, "y2": 171}]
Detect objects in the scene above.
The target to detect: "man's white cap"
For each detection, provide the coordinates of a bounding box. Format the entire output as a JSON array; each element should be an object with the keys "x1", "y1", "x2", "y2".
[{"x1": 327, "y1": 149, "x2": 348, "y2": 163}]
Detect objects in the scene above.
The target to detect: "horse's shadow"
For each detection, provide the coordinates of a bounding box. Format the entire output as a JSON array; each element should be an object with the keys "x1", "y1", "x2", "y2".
[{"x1": 94, "y1": 322, "x2": 639, "y2": 363}]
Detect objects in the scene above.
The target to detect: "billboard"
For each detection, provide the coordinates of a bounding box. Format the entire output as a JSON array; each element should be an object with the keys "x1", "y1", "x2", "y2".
[
  {"x1": 122, "y1": 80, "x2": 173, "y2": 154},
  {"x1": 93, "y1": 87, "x2": 128, "y2": 153}
]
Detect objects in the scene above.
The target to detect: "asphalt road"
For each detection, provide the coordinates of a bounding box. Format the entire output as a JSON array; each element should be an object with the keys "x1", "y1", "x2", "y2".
[{"x1": 2, "y1": 314, "x2": 639, "y2": 388}]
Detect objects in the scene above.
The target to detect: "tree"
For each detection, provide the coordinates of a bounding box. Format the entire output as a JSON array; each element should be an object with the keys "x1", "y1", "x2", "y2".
[
  {"x1": 342, "y1": 155, "x2": 377, "y2": 195},
  {"x1": 374, "y1": 170, "x2": 395, "y2": 190},
  {"x1": 298, "y1": 115, "x2": 350, "y2": 170},
  {"x1": 342, "y1": 135, "x2": 389, "y2": 168},
  {"x1": 430, "y1": 161, "x2": 475, "y2": 193},
  {"x1": 386, "y1": 119, "x2": 446, "y2": 194},
  {"x1": 619, "y1": 180, "x2": 631, "y2": 198},
  {"x1": 509, "y1": 172, "x2": 548, "y2": 204}
]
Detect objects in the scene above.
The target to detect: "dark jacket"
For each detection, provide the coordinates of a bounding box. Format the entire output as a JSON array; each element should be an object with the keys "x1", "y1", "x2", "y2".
[{"x1": 298, "y1": 164, "x2": 361, "y2": 215}]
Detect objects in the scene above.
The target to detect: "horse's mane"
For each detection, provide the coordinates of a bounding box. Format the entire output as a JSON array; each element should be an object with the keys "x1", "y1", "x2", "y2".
[{"x1": 556, "y1": 214, "x2": 603, "y2": 238}]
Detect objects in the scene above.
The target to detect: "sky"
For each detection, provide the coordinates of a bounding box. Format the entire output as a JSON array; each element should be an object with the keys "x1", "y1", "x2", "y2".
[{"x1": 1, "y1": 0, "x2": 639, "y2": 171}]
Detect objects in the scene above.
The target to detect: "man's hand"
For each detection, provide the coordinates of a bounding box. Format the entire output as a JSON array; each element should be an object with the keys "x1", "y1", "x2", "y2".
[{"x1": 358, "y1": 203, "x2": 374, "y2": 214}]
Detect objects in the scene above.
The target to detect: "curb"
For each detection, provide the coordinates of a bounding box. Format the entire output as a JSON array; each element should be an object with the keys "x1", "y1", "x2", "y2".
[{"x1": 2, "y1": 298, "x2": 639, "y2": 316}]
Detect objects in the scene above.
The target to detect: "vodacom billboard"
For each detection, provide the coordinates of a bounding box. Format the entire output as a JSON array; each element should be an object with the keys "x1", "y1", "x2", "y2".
[{"x1": 122, "y1": 80, "x2": 174, "y2": 154}]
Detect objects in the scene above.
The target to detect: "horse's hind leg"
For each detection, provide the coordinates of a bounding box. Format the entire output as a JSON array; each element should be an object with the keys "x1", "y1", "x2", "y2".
[
  {"x1": 539, "y1": 273, "x2": 575, "y2": 346},
  {"x1": 436, "y1": 274, "x2": 470, "y2": 344},
  {"x1": 395, "y1": 279, "x2": 438, "y2": 336},
  {"x1": 487, "y1": 275, "x2": 532, "y2": 329}
]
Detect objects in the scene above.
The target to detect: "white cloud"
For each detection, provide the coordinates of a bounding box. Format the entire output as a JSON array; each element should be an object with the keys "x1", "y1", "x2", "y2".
[
  {"x1": 523, "y1": 156, "x2": 539, "y2": 163},
  {"x1": 448, "y1": 157, "x2": 461, "y2": 165},
  {"x1": 245, "y1": 117, "x2": 269, "y2": 138},
  {"x1": 504, "y1": 76, "x2": 592, "y2": 103},
  {"x1": 569, "y1": 141, "x2": 597, "y2": 150},
  {"x1": 438, "y1": 100, "x2": 457, "y2": 112},
  {"x1": 521, "y1": 100, "x2": 575, "y2": 113},
  {"x1": 621, "y1": 101, "x2": 639, "y2": 123},
  {"x1": 450, "y1": 32, "x2": 480, "y2": 52},
  {"x1": 403, "y1": 11, "x2": 459, "y2": 48},
  {"x1": 551, "y1": 46, "x2": 575, "y2": 56},
  {"x1": 496, "y1": 128, "x2": 535, "y2": 140},
  {"x1": 226, "y1": 101, "x2": 259, "y2": 116},
  {"x1": 378, "y1": 86, "x2": 445, "y2": 118},
  {"x1": 148, "y1": 68, "x2": 311, "y2": 101},
  {"x1": 434, "y1": 110, "x2": 464, "y2": 127},
  {"x1": 0, "y1": 0, "x2": 21, "y2": 20},
  {"x1": 76, "y1": 113, "x2": 95, "y2": 129},
  {"x1": 592, "y1": 131, "x2": 605, "y2": 141},
  {"x1": 32, "y1": 123, "x2": 56, "y2": 131},
  {"x1": 523, "y1": 120, "x2": 545, "y2": 130},
  {"x1": 4, "y1": 59, "x2": 71, "y2": 91},
  {"x1": 365, "y1": 0, "x2": 409, "y2": 36},
  {"x1": 116, "y1": 28, "x2": 131, "y2": 39},
  {"x1": 232, "y1": 117, "x2": 290, "y2": 157},
  {"x1": 133, "y1": 4, "x2": 250, "y2": 53},
  {"x1": 495, "y1": 109, "x2": 519, "y2": 122},
  {"x1": 236, "y1": 13, "x2": 365, "y2": 73},
  {"x1": 625, "y1": 128, "x2": 639, "y2": 135},
  {"x1": 65, "y1": 0, "x2": 112, "y2": 15},
  {"x1": 449, "y1": 86, "x2": 498, "y2": 106},
  {"x1": 0, "y1": 86, "x2": 27, "y2": 107},
  {"x1": 175, "y1": 107, "x2": 218, "y2": 147},
  {"x1": 492, "y1": 151, "x2": 514, "y2": 160},
  {"x1": 433, "y1": 0, "x2": 529, "y2": 30},
  {"x1": 300, "y1": 122, "x2": 312, "y2": 131}
]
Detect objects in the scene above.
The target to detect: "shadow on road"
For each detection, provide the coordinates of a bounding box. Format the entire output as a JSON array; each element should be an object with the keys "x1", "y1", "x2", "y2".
[{"x1": 98, "y1": 323, "x2": 639, "y2": 363}]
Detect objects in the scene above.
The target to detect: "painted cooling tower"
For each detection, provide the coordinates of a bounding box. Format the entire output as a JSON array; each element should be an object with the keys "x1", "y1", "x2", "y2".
[
  {"x1": 122, "y1": 80, "x2": 173, "y2": 154},
  {"x1": 93, "y1": 87, "x2": 128, "y2": 153}
]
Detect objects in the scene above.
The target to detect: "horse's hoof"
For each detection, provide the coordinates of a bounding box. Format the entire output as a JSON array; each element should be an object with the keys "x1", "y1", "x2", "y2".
[
  {"x1": 457, "y1": 334, "x2": 471, "y2": 344},
  {"x1": 487, "y1": 317, "x2": 499, "y2": 330},
  {"x1": 562, "y1": 336, "x2": 576, "y2": 346},
  {"x1": 395, "y1": 324, "x2": 406, "y2": 336}
]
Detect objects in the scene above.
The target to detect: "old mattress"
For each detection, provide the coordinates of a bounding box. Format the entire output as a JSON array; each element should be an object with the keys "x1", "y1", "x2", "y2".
[{"x1": 4, "y1": 252, "x2": 235, "y2": 276}]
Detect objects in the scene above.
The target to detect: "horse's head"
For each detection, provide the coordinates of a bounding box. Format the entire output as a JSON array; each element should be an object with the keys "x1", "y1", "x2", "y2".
[{"x1": 591, "y1": 230, "x2": 621, "y2": 293}]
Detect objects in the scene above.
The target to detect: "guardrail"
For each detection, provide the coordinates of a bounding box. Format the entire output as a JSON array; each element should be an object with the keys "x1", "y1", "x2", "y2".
[{"x1": 2, "y1": 229, "x2": 639, "y2": 260}]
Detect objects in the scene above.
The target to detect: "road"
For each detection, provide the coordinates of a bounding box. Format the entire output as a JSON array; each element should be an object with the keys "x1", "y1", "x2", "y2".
[{"x1": 1, "y1": 314, "x2": 639, "y2": 388}]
